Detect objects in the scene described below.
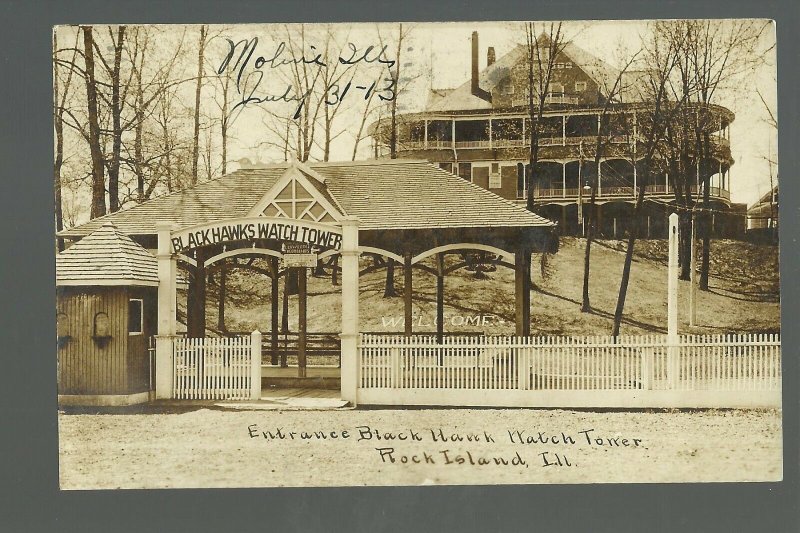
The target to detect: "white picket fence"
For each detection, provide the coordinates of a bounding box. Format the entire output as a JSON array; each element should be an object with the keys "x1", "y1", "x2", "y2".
[
  {"x1": 357, "y1": 333, "x2": 781, "y2": 408},
  {"x1": 173, "y1": 332, "x2": 262, "y2": 400}
]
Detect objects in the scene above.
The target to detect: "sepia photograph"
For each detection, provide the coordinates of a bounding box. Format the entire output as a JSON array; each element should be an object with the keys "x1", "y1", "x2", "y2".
[{"x1": 53, "y1": 19, "x2": 782, "y2": 489}]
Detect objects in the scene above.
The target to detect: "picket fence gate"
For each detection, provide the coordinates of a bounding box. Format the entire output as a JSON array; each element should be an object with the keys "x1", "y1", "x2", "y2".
[{"x1": 172, "y1": 332, "x2": 262, "y2": 400}]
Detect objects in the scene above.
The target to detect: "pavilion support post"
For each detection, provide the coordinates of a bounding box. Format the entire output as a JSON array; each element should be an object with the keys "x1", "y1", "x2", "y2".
[
  {"x1": 187, "y1": 249, "x2": 207, "y2": 338},
  {"x1": 270, "y1": 257, "x2": 279, "y2": 365},
  {"x1": 515, "y1": 246, "x2": 531, "y2": 337},
  {"x1": 155, "y1": 223, "x2": 177, "y2": 399},
  {"x1": 340, "y1": 217, "x2": 360, "y2": 405},
  {"x1": 404, "y1": 251, "x2": 413, "y2": 337},
  {"x1": 436, "y1": 253, "x2": 445, "y2": 344},
  {"x1": 297, "y1": 266, "x2": 308, "y2": 378}
]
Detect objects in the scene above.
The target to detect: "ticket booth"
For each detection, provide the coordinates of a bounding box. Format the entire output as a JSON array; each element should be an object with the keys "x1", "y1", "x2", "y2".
[{"x1": 56, "y1": 222, "x2": 158, "y2": 406}]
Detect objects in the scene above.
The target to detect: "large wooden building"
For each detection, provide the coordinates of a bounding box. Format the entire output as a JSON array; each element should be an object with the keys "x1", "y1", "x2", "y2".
[{"x1": 371, "y1": 32, "x2": 743, "y2": 239}]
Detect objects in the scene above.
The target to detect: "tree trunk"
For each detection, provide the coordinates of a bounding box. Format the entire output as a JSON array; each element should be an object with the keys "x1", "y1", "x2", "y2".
[
  {"x1": 191, "y1": 25, "x2": 207, "y2": 185},
  {"x1": 82, "y1": 26, "x2": 106, "y2": 219},
  {"x1": 581, "y1": 183, "x2": 598, "y2": 312},
  {"x1": 384, "y1": 259, "x2": 397, "y2": 297},
  {"x1": 108, "y1": 26, "x2": 125, "y2": 213},
  {"x1": 678, "y1": 208, "x2": 692, "y2": 280},
  {"x1": 217, "y1": 260, "x2": 227, "y2": 332},
  {"x1": 700, "y1": 133, "x2": 713, "y2": 290},
  {"x1": 53, "y1": 31, "x2": 65, "y2": 251},
  {"x1": 611, "y1": 179, "x2": 647, "y2": 337}
]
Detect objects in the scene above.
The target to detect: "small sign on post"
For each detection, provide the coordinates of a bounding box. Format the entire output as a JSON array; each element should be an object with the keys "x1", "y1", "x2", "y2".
[{"x1": 281, "y1": 242, "x2": 317, "y2": 269}]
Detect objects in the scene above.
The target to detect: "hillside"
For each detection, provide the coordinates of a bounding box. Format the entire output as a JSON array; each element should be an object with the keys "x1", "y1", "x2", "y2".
[{"x1": 198, "y1": 238, "x2": 780, "y2": 337}]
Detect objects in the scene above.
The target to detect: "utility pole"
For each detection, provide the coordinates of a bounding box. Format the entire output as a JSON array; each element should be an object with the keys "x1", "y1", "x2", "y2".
[{"x1": 667, "y1": 213, "x2": 679, "y2": 388}]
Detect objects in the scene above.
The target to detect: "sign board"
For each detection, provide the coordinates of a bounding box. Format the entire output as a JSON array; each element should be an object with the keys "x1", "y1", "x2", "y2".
[
  {"x1": 169, "y1": 217, "x2": 342, "y2": 254},
  {"x1": 282, "y1": 253, "x2": 318, "y2": 269},
  {"x1": 281, "y1": 242, "x2": 317, "y2": 268}
]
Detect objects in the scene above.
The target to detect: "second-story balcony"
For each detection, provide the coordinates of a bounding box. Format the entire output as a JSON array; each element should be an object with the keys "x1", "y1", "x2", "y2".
[{"x1": 531, "y1": 184, "x2": 731, "y2": 202}]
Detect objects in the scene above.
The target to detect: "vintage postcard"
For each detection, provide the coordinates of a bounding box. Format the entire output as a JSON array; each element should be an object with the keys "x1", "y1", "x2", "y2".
[{"x1": 54, "y1": 20, "x2": 780, "y2": 488}]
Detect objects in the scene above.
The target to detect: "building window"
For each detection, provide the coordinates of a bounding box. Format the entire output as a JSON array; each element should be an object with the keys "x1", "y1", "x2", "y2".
[
  {"x1": 128, "y1": 299, "x2": 143, "y2": 335},
  {"x1": 575, "y1": 81, "x2": 587, "y2": 92},
  {"x1": 458, "y1": 162, "x2": 472, "y2": 181},
  {"x1": 438, "y1": 162, "x2": 454, "y2": 174},
  {"x1": 472, "y1": 165, "x2": 490, "y2": 187},
  {"x1": 489, "y1": 163, "x2": 502, "y2": 189}
]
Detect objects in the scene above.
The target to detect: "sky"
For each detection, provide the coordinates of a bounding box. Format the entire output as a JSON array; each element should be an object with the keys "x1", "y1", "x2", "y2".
[
  {"x1": 216, "y1": 20, "x2": 777, "y2": 206},
  {"x1": 56, "y1": 20, "x2": 778, "y2": 214}
]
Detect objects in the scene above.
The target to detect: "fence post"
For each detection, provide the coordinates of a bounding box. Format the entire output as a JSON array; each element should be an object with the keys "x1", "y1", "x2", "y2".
[
  {"x1": 155, "y1": 222, "x2": 178, "y2": 399},
  {"x1": 340, "y1": 217, "x2": 361, "y2": 405},
  {"x1": 251, "y1": 330, "x2": 262, "y2": 400},
  {"x1": 391, "y1": 347, "x2": 400, "y2": 388},
  {"x1": 641, "y1": 347, "x2": 654, "y2": 390}
]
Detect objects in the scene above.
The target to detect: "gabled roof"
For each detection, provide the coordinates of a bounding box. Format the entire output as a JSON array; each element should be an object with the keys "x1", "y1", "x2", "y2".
[
  {"x1": 56, "y1": 222, "x2": 160, "y2": 286},
  {"x1": 59, "y1": 160, "x2": 555, "y2": 238},
  {"x1": 427, "y1": 36, "x2": 620, "y2": 113}
]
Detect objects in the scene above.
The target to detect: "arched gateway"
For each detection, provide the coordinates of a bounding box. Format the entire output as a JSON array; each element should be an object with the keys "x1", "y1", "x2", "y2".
[{"x1": 59, "y1": 159, "x2": 557, "y2": 404}]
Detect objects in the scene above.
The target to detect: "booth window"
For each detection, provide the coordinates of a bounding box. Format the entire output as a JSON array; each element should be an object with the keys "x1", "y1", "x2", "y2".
[{"x1": 128, "y1": 299, "x2": 143, "y2": 335}]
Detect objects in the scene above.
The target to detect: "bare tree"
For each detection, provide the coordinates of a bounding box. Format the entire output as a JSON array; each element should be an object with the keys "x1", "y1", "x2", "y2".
[
  {"x1": 191, "y1": 25, "x2": 208, "y2": 185},
  {"x1": 81, "y1": 26, "x2": 107, "y2": 219},
  {"x1": 53, "y1": 30, "x2": 80, "y2": 250},
  {"x1": 612, "y1": 22, "x2": 688, "y2": 337},
  {"x1": 581, "y1": 48, "x2": 640, "y2": 312},
  {"x1": 523, "y1": 22, "x2": 568, "y2": 213}
]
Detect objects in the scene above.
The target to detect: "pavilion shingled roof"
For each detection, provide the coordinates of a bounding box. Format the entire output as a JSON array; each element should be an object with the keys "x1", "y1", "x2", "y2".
[
  {"x1": 59, "y1": 160, "x2": 554, "y2": 238},
  {"x1": 56, "y1": 221, "x2": 160, "y2": 285}
]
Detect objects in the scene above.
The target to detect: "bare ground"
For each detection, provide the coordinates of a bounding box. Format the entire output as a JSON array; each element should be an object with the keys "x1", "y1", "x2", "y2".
[
  {"x1": 59, "y1": 407, "x2": 782, "y2": 489},
  {"x1": 203, "y1": 238, "x2": 780, "y2": 337}
]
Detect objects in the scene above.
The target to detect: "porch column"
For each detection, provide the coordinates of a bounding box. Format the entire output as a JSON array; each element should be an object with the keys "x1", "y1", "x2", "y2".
[
  {"x1": 514, "y1": 246, "x2": 531, "y2": 337},
  {"x1": 297, "y1": 266, "x2": 307, "y2": 378},
  {"x1": 340, "y1": 217, "x2": 360, "y2": 404},
  {"x1": 155, "y1": 223, "x2": 177, "y2": 399},
  {"x1": 436, "y1": 253, "x2": 445, "y2": 343},
  {"x1": 404, "y1": 251, "x2": 413, "y2": 337},
  {"x1": 562, "y1": 162, "x2": 567, "y2": 198},
  {"x1": 270, "y1": 257, "x2": 279, "y2": 365}
]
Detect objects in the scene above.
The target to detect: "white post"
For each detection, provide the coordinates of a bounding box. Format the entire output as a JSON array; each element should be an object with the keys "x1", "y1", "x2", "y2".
[
  {"x1": 640, "y1": 347, "x2": 654, "y2": 390},
  {"x1": 689, "y1": 212, "x2": 697, "y2": 326},
  {"x1": 155, "y1": 222, "x2": 178, "y2": 399},
  {"x1": 667, "y1": 213, "x2": 679, "y2": 388},
  {"x1": 250, "y1": 330, "x2": 262, "y2": 400},
  {"x1": 340, "y1": 217, "x2": 361, "y2": 404}
]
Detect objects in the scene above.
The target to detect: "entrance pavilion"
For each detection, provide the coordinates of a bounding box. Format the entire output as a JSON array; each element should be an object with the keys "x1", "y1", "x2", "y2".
[{"x1": 59, "y1": 159, "x2": 557, "y2": 402}]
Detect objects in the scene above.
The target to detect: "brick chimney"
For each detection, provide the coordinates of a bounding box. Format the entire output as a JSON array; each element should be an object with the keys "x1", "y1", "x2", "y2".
[
  {"x1": 487, "y1": 47, "x2": 496, "y2": 67},
  {"x1": 470, "y1": 32, "x2": 492, "y2": 102}
]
